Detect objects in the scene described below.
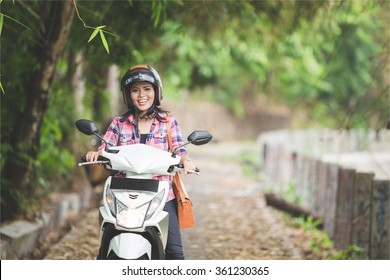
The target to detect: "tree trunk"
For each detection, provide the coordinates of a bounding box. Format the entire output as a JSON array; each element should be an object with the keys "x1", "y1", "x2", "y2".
[
  {"x1": 1, "y1": 1, "x2": 75, "y2": 222},
  {"x1": 264, "y1": 192, "x2": 323, "y2": 229}
]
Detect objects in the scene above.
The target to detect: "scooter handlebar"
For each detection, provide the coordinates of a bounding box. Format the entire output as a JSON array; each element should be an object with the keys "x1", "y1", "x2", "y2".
[
  {"x1": 78, "y1": 156, "x2": 110, "y2": 166},
  {"x1": 168, "y1": 164, "x2": 200, "y2": 175}
]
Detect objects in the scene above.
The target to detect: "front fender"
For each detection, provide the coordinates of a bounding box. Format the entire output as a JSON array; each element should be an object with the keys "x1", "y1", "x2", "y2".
[{"x1": 107, "y1": 233, "x2": 152, "y2": 259}]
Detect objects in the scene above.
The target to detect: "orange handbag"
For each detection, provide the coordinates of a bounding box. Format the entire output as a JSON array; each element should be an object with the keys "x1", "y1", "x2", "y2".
[{"x1": 166, "y1": 119, "x2": 196, "y2": 229}]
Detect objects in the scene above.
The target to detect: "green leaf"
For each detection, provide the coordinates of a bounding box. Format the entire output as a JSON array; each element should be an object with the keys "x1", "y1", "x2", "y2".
[
  {"x1": 1, "y1": 13, "x2": 31, "y2": 31},
  {"x1": 99, "y1": 30, "x2": 110, "y2": 54},
  {"x1": 0, "y1": 81, "x2": 4, "y2": 94},
  {"x1": 0, "y1": 14, "x2": 3, "y2": 36},
  {"x1": 88, "y1": 28, "x2": 100, "y2": 43},
  {"x1": 153, "y1": 3, "x2": 162, "y2": 28}
]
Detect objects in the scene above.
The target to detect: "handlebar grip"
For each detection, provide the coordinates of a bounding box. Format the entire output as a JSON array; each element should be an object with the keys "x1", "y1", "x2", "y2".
[
  {"x1": 178, "y1": 164, "x2": 200, "y2": 173},
  {"x1": 81, "y1": 155, "x2": 108, "y2": 162},
  {"x1": 167, "y1": 164, "x2": 200, "y2": 174}
]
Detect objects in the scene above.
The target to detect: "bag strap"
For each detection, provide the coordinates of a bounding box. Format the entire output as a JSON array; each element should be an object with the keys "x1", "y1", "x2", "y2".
[
  {"x1": 166, "y1": 117, "x2": 187, "y2": 202},
  {"x1": 166, "y1": 116, "x2": 173, "y2": 153}
]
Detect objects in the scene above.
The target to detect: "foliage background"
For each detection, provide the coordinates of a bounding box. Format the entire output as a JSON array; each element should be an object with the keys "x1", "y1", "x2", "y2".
[{"x1": 0, "y1": 0, "x2": 388, "y2": 221}]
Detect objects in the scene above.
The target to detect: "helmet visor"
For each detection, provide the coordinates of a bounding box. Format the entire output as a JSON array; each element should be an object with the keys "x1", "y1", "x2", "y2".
[{"x1": 123, "y1": 71, "x2": 156, "y2": 90}]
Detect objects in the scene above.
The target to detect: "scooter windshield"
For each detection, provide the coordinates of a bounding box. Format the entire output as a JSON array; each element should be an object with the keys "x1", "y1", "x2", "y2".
[{"x1": 102, "y1": 144, "x2": 180, "y2": 175}]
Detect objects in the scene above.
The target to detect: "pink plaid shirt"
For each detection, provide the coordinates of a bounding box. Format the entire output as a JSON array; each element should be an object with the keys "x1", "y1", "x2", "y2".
[{"x1": 98, "y1": 113, "x2": 188, "y2": 200}]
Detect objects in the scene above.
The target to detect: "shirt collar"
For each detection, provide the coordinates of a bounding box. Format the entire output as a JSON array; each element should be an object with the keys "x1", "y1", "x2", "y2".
[{"x1": 125, "y1": 112, "x2": 169, "y2": 125}]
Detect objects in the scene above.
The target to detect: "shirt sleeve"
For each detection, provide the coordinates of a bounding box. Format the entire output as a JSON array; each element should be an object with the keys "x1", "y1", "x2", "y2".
[
  {"x1": 98, "y1": 118, "x2": 121, "y2": 151},
  {"x1": 169, "y1": 115, "x2": 188, "y2": 156}
]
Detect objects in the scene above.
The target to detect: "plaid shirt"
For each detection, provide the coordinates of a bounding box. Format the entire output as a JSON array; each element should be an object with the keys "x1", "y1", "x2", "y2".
[{"x1": 98, "y1": 113, "x2": 187, "y2": 200}]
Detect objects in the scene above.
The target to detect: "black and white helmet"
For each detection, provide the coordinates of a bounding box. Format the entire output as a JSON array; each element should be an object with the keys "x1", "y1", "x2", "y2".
[{"x1": 120, "y1": 64, "x2": 163, "y2": 108}]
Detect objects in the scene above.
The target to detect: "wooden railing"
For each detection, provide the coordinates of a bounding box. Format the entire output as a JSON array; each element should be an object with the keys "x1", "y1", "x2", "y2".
[{"x1": 258, "y1": 129, "x2": 390, "y2": 259}]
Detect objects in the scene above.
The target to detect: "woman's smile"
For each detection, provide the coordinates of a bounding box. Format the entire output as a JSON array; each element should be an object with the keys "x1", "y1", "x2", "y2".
[{"x1": 130, "y1": 81, "x2": 154, "y2": 112}]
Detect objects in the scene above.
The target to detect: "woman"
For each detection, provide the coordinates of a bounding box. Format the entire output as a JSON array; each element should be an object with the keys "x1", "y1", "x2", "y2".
[{"x1": 86, "y1": 64, "x2": 197, "y2": 260}]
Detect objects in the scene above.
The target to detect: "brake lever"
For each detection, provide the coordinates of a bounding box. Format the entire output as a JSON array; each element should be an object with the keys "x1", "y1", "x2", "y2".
[
  {"x1": 167, "y1": 165, "x2": 200, "y2": 175},
  {"x1": 79, "y1": 155, "x2": 110, "y2": 166}
]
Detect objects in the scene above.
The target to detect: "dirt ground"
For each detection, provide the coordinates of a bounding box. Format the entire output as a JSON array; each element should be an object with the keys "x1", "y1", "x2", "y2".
[{"x1": 43, "y1": 141, "x2": 330, "y2": 260}]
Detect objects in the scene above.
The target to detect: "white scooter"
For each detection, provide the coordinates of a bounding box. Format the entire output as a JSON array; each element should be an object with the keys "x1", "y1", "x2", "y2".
[{"x1": 75, "y1": 119, "x2": 212, "y2": 259}]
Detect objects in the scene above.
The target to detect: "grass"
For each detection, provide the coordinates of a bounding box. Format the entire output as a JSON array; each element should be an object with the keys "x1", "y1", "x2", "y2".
[{"x1": 283, "y1": 214, "x2": 366, "y2": 260}]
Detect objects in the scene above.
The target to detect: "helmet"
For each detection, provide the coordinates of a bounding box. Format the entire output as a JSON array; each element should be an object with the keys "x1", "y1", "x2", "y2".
[{"x1": 120, "y1": 64, "x2": 163, "y2": 108}]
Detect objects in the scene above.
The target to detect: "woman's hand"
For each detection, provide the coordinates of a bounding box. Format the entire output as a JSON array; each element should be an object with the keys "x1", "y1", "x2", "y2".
[
  {"x1": 86, "y1": 150, "x2": 101, "y2": 162},
  {"x1": 180, "y1": 154, "x2": 197, "y2": 174}
]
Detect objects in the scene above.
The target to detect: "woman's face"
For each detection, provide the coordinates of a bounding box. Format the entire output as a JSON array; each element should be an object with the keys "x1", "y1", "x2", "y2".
[{"x1": 130, "y1": 81, "x2": 155, "y2": 112}]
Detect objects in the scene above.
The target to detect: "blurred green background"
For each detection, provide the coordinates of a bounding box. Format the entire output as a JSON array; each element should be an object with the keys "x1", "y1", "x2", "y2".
[{"x1": 1, "y1": 0, "x2": 388, "y2": 221}]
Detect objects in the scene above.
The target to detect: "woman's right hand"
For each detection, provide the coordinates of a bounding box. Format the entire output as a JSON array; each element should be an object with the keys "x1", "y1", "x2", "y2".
[{"x1": 85, "y1": 150, "x2": 101, "y2": 162}]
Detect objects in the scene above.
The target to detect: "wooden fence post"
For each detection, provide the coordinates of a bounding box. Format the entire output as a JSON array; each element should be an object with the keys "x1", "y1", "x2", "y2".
[
  {"x1": 301, "y1": 155, "x2": 311, "y2": 210},
  {"x1": 316, "y1": 161, "x2": 328, "y2": 220},
  {"x1": 351, "y1": 172, "x2": 374, "y2": 259},
  {"x1": 308, "y1": 159, "x2": 320, "y2": 212},
  {"x1": 295, "y1": 153, "x2": 304, "y2": 201},
  {"x1": 262, "y1": 142, "x2": 269, "y2": 176},
  {"x1": 370, "y1": 180, "x2": 390, "y2": 259},
  {"x1": 324, "y1": 163, "x2": 339, "y2": 240},
  {"x1": 279, "y1": 145, "x2": 293, "y2": 193},
  {"x1": 334, "y1": 168, "x2": 356, "y2": 250}
]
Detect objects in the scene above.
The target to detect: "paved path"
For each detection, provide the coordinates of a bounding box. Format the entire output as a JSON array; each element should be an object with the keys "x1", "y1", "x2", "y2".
[
  {"x1": 44, "y1": 141, "x2": 320, "y2": 260},
  {"x1": 181, "y1": 142, "x2": 303, "y2": 260}
]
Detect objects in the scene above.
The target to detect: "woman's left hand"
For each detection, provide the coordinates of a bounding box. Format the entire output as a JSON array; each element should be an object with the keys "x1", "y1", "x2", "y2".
[
  {"x1": 183, "y1": 159, "x2": 197, "y2": 174},
  {"x1": 180, "y1": 155, "x2": 197, "y2": 174}
]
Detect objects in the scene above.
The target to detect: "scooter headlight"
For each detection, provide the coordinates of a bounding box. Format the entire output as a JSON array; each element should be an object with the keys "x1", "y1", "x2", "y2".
[
  {"x1": 106, "y1": 187, "x2": 116, "y2": 216},
  {"x1": 116, "y1": 200, "x2": 149, "y2": 229},
  {"x1": 145, "y1": 189, "x2": 165, "y2": 221}
]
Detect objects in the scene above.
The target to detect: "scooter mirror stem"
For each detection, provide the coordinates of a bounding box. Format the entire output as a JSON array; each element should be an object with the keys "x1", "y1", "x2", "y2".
[
  {"x1": 93, "y1": 132, "x2": 109, "y2": 150},
  {"x1": 171, "y1": 141, "x2": 192, "y2": 158}
]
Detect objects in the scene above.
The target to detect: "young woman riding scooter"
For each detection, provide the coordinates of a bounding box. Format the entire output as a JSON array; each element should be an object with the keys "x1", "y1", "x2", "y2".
[{"x1": 85, "y1": 64, "x2": 197, "y2": 260}]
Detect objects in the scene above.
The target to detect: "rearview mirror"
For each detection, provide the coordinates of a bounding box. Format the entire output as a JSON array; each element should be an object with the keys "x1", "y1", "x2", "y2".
[
  {"x1": 171, "y1": 130, "x2": 213, "y2": 157},
  {"x1": 75, "y1": 119, "x2": 109, "y2": 149},
  {"x1": 187, "y1": 131, "x2": 213, "y2": 145},
  {"x1": 75, "y1": 119, "x2": 99, "y2": 135}
]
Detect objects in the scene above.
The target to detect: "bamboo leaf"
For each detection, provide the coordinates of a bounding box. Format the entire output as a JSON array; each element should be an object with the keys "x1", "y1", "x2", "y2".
[
  {"x1": 1, "y1": 81, "x2": 5, "y2": 95},
  {"x1": 153, "y1": 3, "x2": 162, "y2": 28},
  {"x1": 99, "y1": 30, "x2": 110, "y2": 54},
  {"x1": 88, "y1": 28, "x2": 100, "y2": 43},
  {"x1": 0, "y1": 14, "x2": 3, "y2": 36},
  {"x1": 2, "y1": 13, "x2": 31, "y2": 31}
]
